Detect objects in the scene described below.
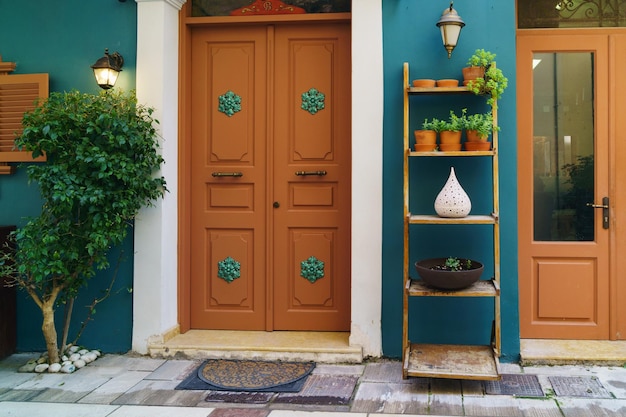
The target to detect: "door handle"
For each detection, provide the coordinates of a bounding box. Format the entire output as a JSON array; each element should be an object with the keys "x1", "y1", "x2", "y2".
[
  {"x1": 586, "y1": 196, "x2": 609, "y2": 229},
  {"x1": 212, "y1": 172, "x2": 243, "y2": 177},
  {"x1": 295, "y1": 170, "x2": 327, "y2": 176}
]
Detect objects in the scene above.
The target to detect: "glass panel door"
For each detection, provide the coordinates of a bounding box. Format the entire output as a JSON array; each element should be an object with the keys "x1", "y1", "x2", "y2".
[{"x1": 532, "y1": 52, "x2": 595, "y2": 241}]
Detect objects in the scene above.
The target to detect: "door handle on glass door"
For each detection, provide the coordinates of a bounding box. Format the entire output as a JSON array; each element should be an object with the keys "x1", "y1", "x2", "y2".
[{"x1": 586, "y1": 196, "x2": 609, "y2": 229}]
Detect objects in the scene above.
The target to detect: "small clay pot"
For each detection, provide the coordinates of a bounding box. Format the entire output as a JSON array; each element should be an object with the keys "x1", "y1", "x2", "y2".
[
  {"x1": 412, "y1": 79, "x2": 436, "y2": 88},
  {"x1": 414, "y1": 130, "x2": 437, "y2": 144},
  {"x1": 464, "y1": 141, "x2": 491, "y2": 151},
  {"x1": 436, "y1": 79, "x2": 459, "y2": 87},
  {"x1": 414, "y1": 143, "x2": 437, "y2": 152},
  {"x1": 438, "y1": 143, "x2": 462, "y2": 152},
  {"x1": 439, "y1": 130, "x2": 462, "y2": 144},
  {"x1": 465, "y1": 129, "x2": 489, "y2": 142},
  {"x1": 462, "y1": 66, "x2": 485, "y2": 83}
]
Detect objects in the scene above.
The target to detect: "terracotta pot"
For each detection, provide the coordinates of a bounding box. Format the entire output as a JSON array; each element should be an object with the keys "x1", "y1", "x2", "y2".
[
  {"x1": 436, "y1": 79, "x2": 459, "y2": 88},
  {"x1": 414, "y1": 130, "x2": 437, "y2": 145},
  {"x1": 414, "y1": 143, "x2": 437, "y2": 152},
  {"x1": 415, "y1": 258, "x2": 484, "y2": 290},
  {"x1": 465, "y1": 129, "x2": 488, "y2": 142},
  {"x1": 439, "y1": 130, "x2": 462, "y2": 144},
  {"x1": 438, "y1": 143, "x2": 462, "y2": 152},
  {"x1": 464, "y1": 141, "x2": 491, "y2": 151},
  {"x1": 412, "y1": 79, "x2": 436, "y2": 88},
  {"x1": 462, "y1": 66, "x2": 485, "y2": 83}
]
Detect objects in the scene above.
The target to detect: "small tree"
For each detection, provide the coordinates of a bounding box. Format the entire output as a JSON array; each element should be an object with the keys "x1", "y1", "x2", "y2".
[{"x1": 0, "y1": 90, "x2": 166, "y2": 364}]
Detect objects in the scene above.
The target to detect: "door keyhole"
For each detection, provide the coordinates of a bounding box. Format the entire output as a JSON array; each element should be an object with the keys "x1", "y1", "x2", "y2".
[{"x1": 273, "y1": 201, "x2": 280, "y2": 208}]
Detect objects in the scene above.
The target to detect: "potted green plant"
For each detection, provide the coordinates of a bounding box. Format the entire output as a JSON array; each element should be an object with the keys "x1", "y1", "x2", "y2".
[
  {"x1": 465, "y1": 49, "x2": 508, "y2": 107},
  {"x1": 0, "y1": 90, "x2": 166, "y2": 366},
  {"x1": 439, "y1": 110, "x2": 465, "y2": 151},
  {"x1": 414, "y1": 257, "x2": 484, "y2": 290},
  {"x1": 462, "y1": 49, "x2": 495, "y2": 84},
  {"x1": 463, "y1": 111, "x2": 500, "y2": 151}
]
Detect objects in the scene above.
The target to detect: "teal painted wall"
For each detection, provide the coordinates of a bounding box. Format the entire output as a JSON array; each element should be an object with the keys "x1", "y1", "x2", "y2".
[
  {"x1": 0, "y1": 0, "x2": 137, "y2": 352},
  {"x1": 382, "y1": 0, "x2": 520, "y2": 362}
]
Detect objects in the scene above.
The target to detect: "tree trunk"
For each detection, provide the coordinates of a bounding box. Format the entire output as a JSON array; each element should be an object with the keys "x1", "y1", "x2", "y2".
[{"x1": 41, "y1": 299, "x2": 59, "y2": 364}]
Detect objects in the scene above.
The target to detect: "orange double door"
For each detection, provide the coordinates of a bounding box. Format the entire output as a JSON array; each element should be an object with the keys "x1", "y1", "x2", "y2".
[{"x1": 189, "y1": 23, "x2": 351, "y2": 331}]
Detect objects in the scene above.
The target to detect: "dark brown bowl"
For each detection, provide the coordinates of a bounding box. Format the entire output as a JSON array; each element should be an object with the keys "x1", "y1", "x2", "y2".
[{"x1": 414, "y1": 258, "x2": 484, "y2": 290}]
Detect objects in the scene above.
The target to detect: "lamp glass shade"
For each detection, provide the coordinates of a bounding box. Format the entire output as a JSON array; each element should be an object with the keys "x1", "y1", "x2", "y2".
[
  {"x1": 93, "y1": 67, "x2": 120, "y2": 90},
  {"x1": 436, "y1": 5, "x2": 465, "y2": 58},
  {"x1": 440, "y1": 24, "x2": 461, "y2": 48}
]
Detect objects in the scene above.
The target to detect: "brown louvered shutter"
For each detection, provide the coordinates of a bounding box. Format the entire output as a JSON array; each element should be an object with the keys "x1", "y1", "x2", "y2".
[{"x1": 0, "y1": 72, "x2": 49, "y2": 173}]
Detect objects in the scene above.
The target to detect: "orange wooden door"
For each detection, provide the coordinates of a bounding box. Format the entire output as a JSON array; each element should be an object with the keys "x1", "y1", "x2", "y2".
[
  {"x1": 189, "y1": 23, "x2": 351, "y2": 331},
  {"x1": 517, "y1": 33, "x2": 612, "y2": 339},
  {"x1": 272, "y1": 23, "x2": 351, "y2": 330}
]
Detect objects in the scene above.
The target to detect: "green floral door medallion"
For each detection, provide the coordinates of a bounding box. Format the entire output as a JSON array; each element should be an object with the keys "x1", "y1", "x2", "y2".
[
  {"x1": 217, "y1": 256, "x2": 241, "y2": 283},
  {"x1": 301, "y1": 88, "x2": 325, "y2": 115},
  {"x1": 300, "y1": 256, "x2": 325, "y2": 283},
  {"x1": 218, "y1": 90, "x2": 242, "y2": 117}
]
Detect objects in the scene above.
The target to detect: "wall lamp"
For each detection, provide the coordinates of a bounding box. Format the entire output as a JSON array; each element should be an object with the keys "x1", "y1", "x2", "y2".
[
  {"x1": 91, "y1": 49, "x2": 124, "y2": 90},
  {"x1": 436, "y1": 2, "x2": 465, "y2": 59}
]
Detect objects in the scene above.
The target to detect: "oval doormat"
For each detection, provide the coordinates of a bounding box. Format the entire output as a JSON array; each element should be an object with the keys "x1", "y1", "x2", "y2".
[{"x1": 198, "y1": 359, "x2": 315, "y2": 391}]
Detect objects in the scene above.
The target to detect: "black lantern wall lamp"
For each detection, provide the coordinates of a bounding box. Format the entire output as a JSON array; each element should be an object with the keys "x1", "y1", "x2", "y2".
[
  {"x1": 436, "y1": 2, "x2": 465, "y2": 59},
  {"x1": 91, "y1": 49, "x2": 124, "y2": 90}
]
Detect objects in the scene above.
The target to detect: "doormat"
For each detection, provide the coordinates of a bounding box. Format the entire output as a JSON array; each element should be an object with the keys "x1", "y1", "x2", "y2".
[
  {"x1": 484, "y1": 374, "x2": 545, "y2": 397},
  {"x1": 548, "y1": 376, "x2": 612, "y2": 398},
  {"x1": 176, "y1": 359, "x2": 315, "y2": 393},
  {"x1": 273, "y1": 375, "x2": 359, "y2": 406}
]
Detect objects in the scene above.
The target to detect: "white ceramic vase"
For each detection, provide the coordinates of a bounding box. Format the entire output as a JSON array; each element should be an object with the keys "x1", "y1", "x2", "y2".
[{"x1": 434, "y1": 167, "x2": 471, "y2": 218}]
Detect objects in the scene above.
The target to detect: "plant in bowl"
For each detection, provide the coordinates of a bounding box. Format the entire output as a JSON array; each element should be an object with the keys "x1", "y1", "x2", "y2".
[{"x1": 414, "y1": 257, "x2": 484, "y2": 290}]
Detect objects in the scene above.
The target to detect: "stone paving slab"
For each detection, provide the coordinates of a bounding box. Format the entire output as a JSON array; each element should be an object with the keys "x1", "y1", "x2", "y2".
[
  {"x1": 0, "y1": 369, "x2": 36, "y2": 389},
  {"x1": 558, "y1": 397, "x2": 626, "y2": 417},
  {"x1": 462, "y1": 396, "x2": 524, "y2": 416},
  {"x1": 351, "y1": 381, "x2": 429, "y2": 414},
  {"x1": 311, "y1": 364, "x2": 364, "y2": 376},
  {"x1": 111, "y1": 379, "x2": 207, "y2": 406},
  {"x1": 107, "y1": 404, "x2": 214, "y2": 417},
  {"x1": 205, "y1": 391, "x2": 275, "y2": 404},
  {"x1": 269, "y1": 411, "x2": 365, "y2": 417},
  {"x1": 0, "y1": 401, "x2": 118, "y2": 417},
  {"x1": 90, "y1": 355, "x2": 166, "y2": 372},
  {"x1": 146, "y1": 359, "x2": 199, "y2": 381},
  {"x1": 430, "y1": 393, "x2": 463, "y2": 416},
  {"x1": 210, "y1": 409, "x2": 270, "y2": 417},
  {"x1": 273, "y1": 375, "x2": 358, "y2": 406},
  {"x1": 516, "y1": 398, "x2": 564, "y2": 417},
  {"x1": 0, "y1": 389, "x2": 43, "y2": 402},
  {"x1": 360, "y1": 361, "x2": 412, "y2": 384},
  {"x1": 78, "y1": 370, "x2": 151, "y2": 404}
]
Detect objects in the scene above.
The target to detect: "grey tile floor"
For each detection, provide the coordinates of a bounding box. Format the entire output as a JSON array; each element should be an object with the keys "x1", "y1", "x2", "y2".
[{"x1": 2, "y1": 353, "x2": 626, "y2": 416}]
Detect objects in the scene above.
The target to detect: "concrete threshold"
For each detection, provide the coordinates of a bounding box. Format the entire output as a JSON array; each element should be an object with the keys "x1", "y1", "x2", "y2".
[
  {"x1": 148, "y1": 330, "x2": 363, "y2": 364},
  {"x1": 521, "y1": 339, "x2": 626, "y2": 366}
]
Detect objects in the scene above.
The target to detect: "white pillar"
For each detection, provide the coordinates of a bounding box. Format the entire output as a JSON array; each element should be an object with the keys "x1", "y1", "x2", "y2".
[
  {"x1": 132, "y1": 0, "x2": 185, "y2": 353},
  {"x1": 350, "y1": 0, "x2": 384, "y2": 357}
]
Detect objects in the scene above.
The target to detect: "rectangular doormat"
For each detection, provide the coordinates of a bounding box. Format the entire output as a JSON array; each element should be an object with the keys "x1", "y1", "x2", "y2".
[{"x1": 176, "y1": 359, "x2": 315, "y2": 393}]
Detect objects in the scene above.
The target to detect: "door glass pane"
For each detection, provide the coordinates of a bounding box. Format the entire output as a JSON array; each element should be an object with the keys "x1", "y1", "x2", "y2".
[
  {"x1": 533, "y1": 53, "x2": 595, "y2": 241},
  {"x1": 519, "y1": 0, "x2": 626, "y2": 28},
  {"x1": 192, "y1": 0, "x2": 350, "y2": 17}
]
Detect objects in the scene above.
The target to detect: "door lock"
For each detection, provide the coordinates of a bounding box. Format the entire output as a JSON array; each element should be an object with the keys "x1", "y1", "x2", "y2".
[
  {"x1": 273, "y1": 201, "x2": 280, "y2": 208},
  {"x1": 586, "y1": 196, "x2": 609, "y2": 229}
]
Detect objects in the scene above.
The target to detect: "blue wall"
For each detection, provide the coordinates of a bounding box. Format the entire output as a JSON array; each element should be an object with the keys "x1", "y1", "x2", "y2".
[
  {"x1": 0, "y1": 0, "x2": 137, "y2": 352},
  {"x1": 382, "y1": 0, "x2": 520, "y2": 362}
]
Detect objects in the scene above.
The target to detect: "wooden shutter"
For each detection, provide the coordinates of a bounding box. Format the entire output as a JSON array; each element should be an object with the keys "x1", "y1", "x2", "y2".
[{"x1": 0, "y1": 73, "x2": 48, "y2": 173}]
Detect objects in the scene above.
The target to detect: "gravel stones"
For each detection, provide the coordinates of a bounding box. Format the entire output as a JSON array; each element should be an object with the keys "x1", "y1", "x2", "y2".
[{"x1": 18, "y1": 346, "x2": 102, "y2": 374}]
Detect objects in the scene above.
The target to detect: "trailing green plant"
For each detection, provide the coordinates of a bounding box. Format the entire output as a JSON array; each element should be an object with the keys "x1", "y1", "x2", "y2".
[
  {"x1": 465, "y1": 49, "x2": 508, "y2": 107},
  {"x1": 442, "y1": 109, "x2": 466, "y2": 132},
  {"x1": 464, "y1": 111, "x2": 499, "y2": 138},
  {"x1": 0, "y1": 89, "x2": 166, "y2": 365}
]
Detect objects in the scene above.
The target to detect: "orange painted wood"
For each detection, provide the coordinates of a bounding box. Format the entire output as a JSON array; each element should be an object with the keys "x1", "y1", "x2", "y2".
[
  {"x1": 517, "y1": 33, "x2": 611, "y2": 339},
  {"x1": 230, "y1": 0, "x2": 305, "y2": 15},
  {"x1": 187, "y1": 22, "x2": 351, "y2": 331}
]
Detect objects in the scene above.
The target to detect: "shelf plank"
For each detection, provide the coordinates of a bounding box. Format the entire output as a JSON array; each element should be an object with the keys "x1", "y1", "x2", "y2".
[
  {"x1": 404, "y1": 343, "x2": 500, "y2": 380},
  {"x1": 408, "y1": 279, "x2": 499, "y2": 297},
  {"x1": 409, "y1": 150, "x2": 496, "y2": 157},
  {"x1": 407, "y1": 86, "x2": 471, "y2": 94},
  {"x1": 408, "y1": 214, "x2": 497, "y2": 224}
]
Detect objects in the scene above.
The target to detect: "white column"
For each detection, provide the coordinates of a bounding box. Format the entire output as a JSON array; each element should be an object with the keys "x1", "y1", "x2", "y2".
[
  {"x1": 132, "y1": 0, "x2": 185, "y2": 354},
  {"x1": 350, "y1": 0, "x2": 384, "y2": 357}
]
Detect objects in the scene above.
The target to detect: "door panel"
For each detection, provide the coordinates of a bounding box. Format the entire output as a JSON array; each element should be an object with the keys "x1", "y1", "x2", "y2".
[
  {"x1": 190, "y1": 26, "x2": 267, "y2": 330},
  {"x1": 273, "y1": 24, "x2": 351, "y2": 330},
  {"x1": 518, "y1": 34, "x2": 610, "y2": 339}
]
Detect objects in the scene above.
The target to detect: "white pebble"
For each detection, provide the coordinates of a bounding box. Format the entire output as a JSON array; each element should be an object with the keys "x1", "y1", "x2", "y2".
[
  {"x1": 90, "y1": 350, "x2": 101, "y2": 357},
  {"x1": 34, "y1": 363, "x2": 49, "y2": 373},
  {"x1": 83, "y1": 353, "x2": 97, "y2": 363},
  {"x1": 69, "y1": 353, "x2": 81, "y2": 362},
  {"x1": 68, "y1": 346, "x2": 80, "y2": 353},
  {"x1": 48, "y1": 363, "x2": 61, "y2": 373},
  {"x1": 73, "y1": 359, "x2": 86, "y2": 368},
  {"x1": 62, "y1": 360, "x2": 72, "y2": 366},
  {"x1": 61, "y1": 355, "x2": 68, "y2": 362},
  {"x1": 61, "y1": 363, "x2": 76, "y2": 373},
  {"x1": 78, "y1": 349, "x2": 89, "y2": 355},
  {"x1": 18, "y1": 363, "x2": 37, "y2": 373},
  {"x1": 36, "y1": 357, "x2": 47, "y2": 364}
]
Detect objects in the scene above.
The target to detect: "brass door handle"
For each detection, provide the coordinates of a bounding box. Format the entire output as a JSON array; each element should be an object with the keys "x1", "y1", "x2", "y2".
[
  {"x1": 295, "y1": 170, "x2": 327, "y2": 176},
  {"x1": 212, "y1": 172, "x2": 243, "y2": 177},
  {"x1": 586, "y1": 196, "x2": 609, "y2": 229}
]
